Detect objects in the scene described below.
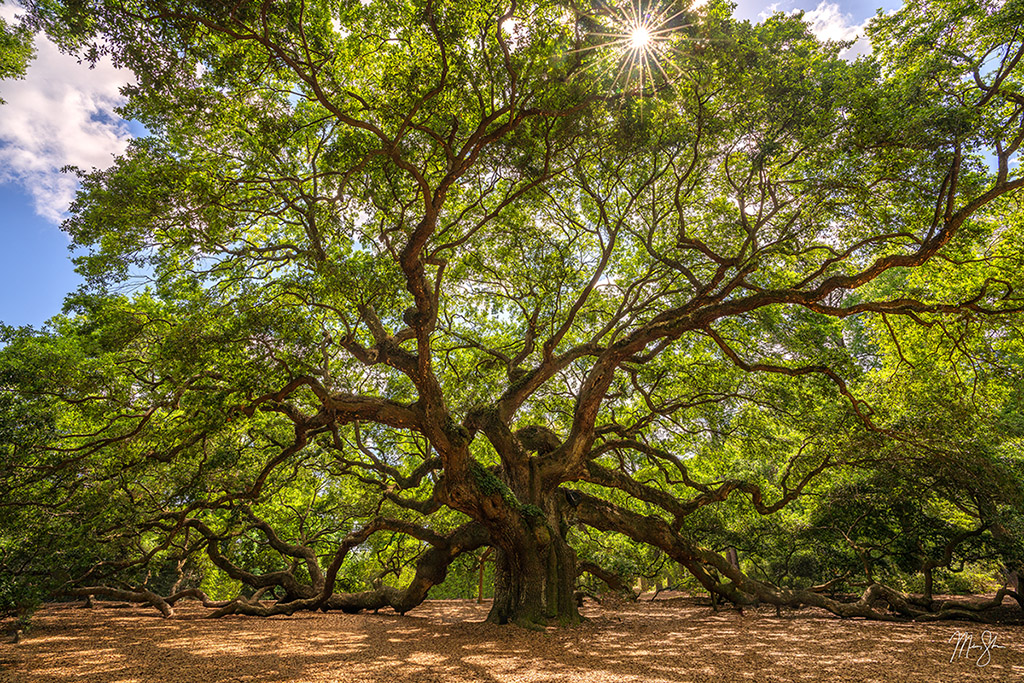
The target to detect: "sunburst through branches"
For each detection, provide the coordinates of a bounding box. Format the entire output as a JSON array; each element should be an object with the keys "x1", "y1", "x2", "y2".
[{"x1": 570, "y1": 0, "x2": 690, "y2": 95}]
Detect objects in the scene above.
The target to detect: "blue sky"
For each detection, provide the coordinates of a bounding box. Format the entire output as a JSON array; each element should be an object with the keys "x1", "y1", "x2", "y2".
[{"x1": 0, "y1": 0, "x2": 900, "y2": 329}]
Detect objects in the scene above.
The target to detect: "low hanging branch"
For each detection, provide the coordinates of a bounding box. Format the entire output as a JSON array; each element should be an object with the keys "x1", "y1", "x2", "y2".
[
  {"x1": 64, "y1": 587, "x2": 235, "y2": 618},
  {"x1": 573, "y1": 490, "x2": 1021, "y2": 624},
  {"x1": 577, "y1": 560, "x2": 637, "y2": 599},
  {"x1": 62, "y1": 517, "x2": 491, "y2": 619}
]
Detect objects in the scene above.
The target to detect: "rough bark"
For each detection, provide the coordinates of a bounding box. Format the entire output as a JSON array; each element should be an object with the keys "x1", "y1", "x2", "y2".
[
  {"x1": 484, "y1": 503, "x2": 581, "y2": 627},
  {"x1": 458, "y1": 418, "x2": 582, "y2": 628}
]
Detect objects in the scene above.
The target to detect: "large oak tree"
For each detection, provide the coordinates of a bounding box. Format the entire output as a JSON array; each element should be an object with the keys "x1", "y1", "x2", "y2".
[{"x1": 3, "y1": 0, "x2": 1024, "y2": 626}]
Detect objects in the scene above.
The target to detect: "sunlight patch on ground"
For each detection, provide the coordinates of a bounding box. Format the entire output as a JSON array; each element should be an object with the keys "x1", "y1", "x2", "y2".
[{"x1": 2, "y1": 599, "x2": 1021, "y2": 682}]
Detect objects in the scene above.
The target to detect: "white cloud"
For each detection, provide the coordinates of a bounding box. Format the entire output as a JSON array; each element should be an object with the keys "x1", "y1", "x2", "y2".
[
  {"x1": 0, "y1": 1, "x2": 20, "y2": 22},
  {"x1": 0, "y1": 27, "x2": 134, "y2": 223},
  {"x1": 801, "y1": 2, "x2": 870, "y2": 59}
]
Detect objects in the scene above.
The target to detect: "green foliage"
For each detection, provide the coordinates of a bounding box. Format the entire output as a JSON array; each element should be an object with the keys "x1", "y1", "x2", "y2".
[
  {"x1": 0, "y1": 3, "x2": 33, "y2": 100},
  {"x1": 2, "y1": 0, "x2": 1024, "y2": 620},
  {"x1": 427, "y1": 552, "x2": 493, "y2": 600},
  {"x1": 470, "y1": 460, "x2": 519, "y2": 508}
]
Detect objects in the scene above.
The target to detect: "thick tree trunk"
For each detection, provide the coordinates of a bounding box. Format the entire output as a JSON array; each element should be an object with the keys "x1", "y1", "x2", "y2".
[
  {"x1": 451, "y1": 418, "x2": 582, "y2": 627},
  {"x1": 485, "y1": 500, "x2": 581, "y2": 627},
  {"x1": 488, "y1": 545, "x2": 546, "y2": 626}
]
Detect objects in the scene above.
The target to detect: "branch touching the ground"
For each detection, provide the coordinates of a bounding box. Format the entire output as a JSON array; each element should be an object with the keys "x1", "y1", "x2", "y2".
[
  {"x1": 64, "y1": 587, "x2": 235, "y2": 618},
  {"x1": 63, "y1": 517, "x2": 493, "y2": 619},
  {"x1": 573, "y1": 491, "x2": 1021, "y2": 624}
]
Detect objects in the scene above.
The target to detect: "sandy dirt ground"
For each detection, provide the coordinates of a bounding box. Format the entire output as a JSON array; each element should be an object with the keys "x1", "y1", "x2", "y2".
[{"x1": 1, "y1": 594, "x2": 1021, "y2": 682}]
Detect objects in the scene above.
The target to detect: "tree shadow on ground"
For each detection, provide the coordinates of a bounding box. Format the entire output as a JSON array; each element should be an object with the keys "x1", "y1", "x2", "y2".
[{"x1": 2, "y1": 596, "x2": 1022, "y2": 683}]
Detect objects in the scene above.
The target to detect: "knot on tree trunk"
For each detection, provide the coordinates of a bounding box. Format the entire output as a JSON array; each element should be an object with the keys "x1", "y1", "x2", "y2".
[{"x1": 515, "y1": 425, "x2": 562, "y2": 454}]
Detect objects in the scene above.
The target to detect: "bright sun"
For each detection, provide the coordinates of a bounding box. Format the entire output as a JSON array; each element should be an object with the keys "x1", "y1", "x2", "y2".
[
  {"x1": 629, "y1": 26, "x2": 650, "y2": 50},
  {"x1": 567, "y1": 1, "x2": 688, "y2": 95}
]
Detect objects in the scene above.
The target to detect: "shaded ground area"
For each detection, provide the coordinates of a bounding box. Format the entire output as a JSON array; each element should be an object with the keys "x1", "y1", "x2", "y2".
[{"x1": 1, "y1": 594, "x2": 1021, "y2": 682}]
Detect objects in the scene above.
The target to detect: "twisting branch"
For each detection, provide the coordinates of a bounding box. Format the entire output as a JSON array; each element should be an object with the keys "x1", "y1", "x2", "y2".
[{"x1": 573, "y1": 491, "x2": 1018, "y2": 623}]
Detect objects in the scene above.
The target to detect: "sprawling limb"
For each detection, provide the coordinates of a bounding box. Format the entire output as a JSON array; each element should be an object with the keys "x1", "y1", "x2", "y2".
[
  {"x1": 577, "y1": 560, "x2": 636, "y2": 598},
  {"x1": 61, "y1": 517, "x2": 489, "y2": 619},
  {"x1": 575, "y1": 491, "x2": 1021, "y2": 623}
]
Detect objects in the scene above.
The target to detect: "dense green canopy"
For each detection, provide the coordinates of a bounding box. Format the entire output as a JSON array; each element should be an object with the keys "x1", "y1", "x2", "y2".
[{"x1": 1, "y1": 0, "x2": 1023, "y2": 627}]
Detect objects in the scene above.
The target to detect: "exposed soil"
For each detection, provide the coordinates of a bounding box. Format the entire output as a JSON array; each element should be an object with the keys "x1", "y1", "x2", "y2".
[{"x1": 1, "y1": 593, "x2": 1021, "y2": 682}]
